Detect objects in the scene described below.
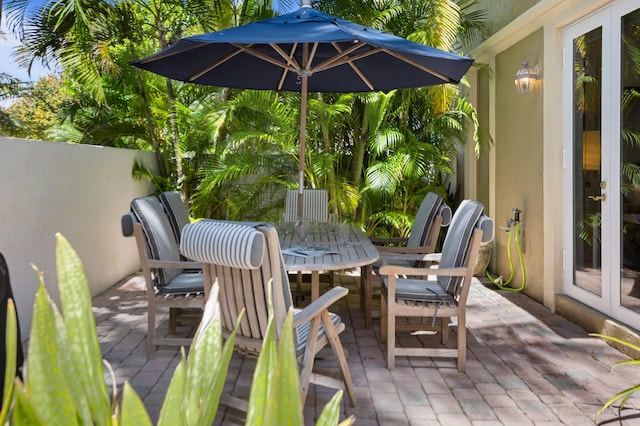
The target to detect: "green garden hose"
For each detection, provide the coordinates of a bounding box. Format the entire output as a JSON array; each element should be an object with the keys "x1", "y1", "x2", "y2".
[{"x1": 486, "y1": 222, "x2": 526, "y2": 292}]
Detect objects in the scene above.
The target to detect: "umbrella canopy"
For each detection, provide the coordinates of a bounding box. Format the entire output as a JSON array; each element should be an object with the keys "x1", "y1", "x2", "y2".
[{"x1": 132, "y1": 2, "x2": 474, "y2": 220}]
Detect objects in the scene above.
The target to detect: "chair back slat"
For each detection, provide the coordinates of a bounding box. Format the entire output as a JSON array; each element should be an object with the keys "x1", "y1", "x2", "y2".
[
  {"x1": 284, "y1": 189, "x2": 328, "y2": 223},
  {"x1": 182, "y1": 220, "x2": 291, "y2": 355}
]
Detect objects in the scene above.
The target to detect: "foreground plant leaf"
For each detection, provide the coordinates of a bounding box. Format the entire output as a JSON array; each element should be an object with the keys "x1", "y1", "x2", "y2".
[
  {"x1": 121, "y1": 382, "x2": 152, "y2": 426},
  {"x1": 592, "y1": 333, "x2": 640, "y2": 417},
  {"x1": 26, "y1": 282, "x2": 78, "y2": 423},
  {"x1": 55, "y1": 233, "x2": 111, "y2": 425},
  {"x1": 1, "y1": 299, "x2": 17, "y2": 424}
]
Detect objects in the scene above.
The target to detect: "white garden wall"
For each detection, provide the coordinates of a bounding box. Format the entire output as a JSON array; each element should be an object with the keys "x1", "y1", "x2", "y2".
[{"x1": 0, "y1": 137, "x2": 156, "y2": 339}]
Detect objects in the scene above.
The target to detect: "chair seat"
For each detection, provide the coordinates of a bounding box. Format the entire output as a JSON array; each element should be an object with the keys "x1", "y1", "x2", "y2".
[
  {"x1": 158, "y1": 272, "x2": 205, "y2": 295},
  {"x1": 386, "y1": 279, "x2": 454, "y2": 303}
]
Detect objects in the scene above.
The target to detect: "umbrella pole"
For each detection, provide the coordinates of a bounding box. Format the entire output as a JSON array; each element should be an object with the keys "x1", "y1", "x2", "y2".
[{"x1": 297, "y1": 74, "x2": 308, "y2": 222}]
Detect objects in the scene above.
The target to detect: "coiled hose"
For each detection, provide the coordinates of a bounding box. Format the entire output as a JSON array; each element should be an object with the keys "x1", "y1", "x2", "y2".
[{"x1": 486, "y1": 222, "x2": 526, "y2": 292}]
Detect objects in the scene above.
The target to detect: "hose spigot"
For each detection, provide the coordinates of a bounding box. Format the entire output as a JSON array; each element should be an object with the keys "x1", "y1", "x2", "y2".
[{"x1": 513, "y1": 208, "x2": 521, "y2": 223}]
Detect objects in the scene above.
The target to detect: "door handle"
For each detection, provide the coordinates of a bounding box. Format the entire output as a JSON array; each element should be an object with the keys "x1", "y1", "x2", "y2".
[{"x1": 588, "y1": 194, "x2": 607, "y2": 202}]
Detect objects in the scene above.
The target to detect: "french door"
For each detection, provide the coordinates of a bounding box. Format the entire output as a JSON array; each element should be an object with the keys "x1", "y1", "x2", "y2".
[{"x1": 564, "y1": 0, "x2": 640, "y2": 327}]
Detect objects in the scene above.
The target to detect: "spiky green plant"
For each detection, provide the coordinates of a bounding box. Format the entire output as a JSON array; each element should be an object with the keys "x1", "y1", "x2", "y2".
[
  {"x1": 1, "y1": 234, "x2": 353, "y2": 425},
  {"x1": 591, "y1": 333, "x2": 640, "y2": 418}
]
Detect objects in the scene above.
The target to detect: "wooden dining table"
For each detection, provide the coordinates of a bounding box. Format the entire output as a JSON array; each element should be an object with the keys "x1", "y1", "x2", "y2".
[{"x1": 279, "y1": 222, "x2": 379, "y2": 328}]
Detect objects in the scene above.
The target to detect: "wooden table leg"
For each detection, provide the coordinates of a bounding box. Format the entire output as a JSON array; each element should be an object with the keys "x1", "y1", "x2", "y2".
[
  {"x1": 361, "y1": 265, "x2": 372, "y2": 329},
  {"x1": 311, "y1": 271, "x2": 320, "y2": 300}
]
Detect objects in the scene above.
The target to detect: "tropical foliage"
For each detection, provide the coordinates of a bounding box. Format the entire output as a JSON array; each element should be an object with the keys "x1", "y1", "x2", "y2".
[
  {"x1": 0, "y1": 233, "x2": 352, "y2": 425},
  {"x1": 1, "y1": 0, "x2": 488, "y2": 237}
]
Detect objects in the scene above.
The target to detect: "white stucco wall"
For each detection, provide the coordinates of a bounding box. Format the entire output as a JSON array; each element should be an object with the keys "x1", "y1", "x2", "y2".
[{"x1": 0, "y1": 137, "x2": 156, "y2": 339}]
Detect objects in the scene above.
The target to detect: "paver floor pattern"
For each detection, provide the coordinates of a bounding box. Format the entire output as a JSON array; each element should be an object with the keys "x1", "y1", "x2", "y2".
[{"x1": 92, "y1": 273, "x2": 640, "y2": 425}]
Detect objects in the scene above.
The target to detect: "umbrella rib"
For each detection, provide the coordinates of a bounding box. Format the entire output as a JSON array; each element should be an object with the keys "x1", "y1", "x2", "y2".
[
  {"x1": 188, "y1": 46, "x2": 246, "y2": 81},
  {"x1": 313, "y1": 42, "x2": 368, "y2": 71},
  {"x1": 277, "y1": 43, "x2": 299, "y2": 91},
  {"x1": 382, "y1": 48, "x2": 454, "y2": 83}
]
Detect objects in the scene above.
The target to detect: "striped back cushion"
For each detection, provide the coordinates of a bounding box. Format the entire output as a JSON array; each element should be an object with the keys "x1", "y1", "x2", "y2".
[
  {"x1": 159, "y1": 191, "x2": 190, "y2": 244},
  {"x1": 406, "y1": 192, "x2": 444, "y2": 248},
  {"x1": 180, "y1": 220, "x2": 265, "y2": 269},
  {"x1": 437, "y1": 200, "x2": 485, "y2": 293},
  {"x1": 130, "y1": 196, "x2": 182, "y2": 286},
  {"x1": 284, "y1": 189, "x2": 328, "y2": 223}
]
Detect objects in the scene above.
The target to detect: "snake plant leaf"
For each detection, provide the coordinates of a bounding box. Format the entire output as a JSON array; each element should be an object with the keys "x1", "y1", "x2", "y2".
[
  {"x1": 316, "y1": 391, "x2": 341, "y2": 426},
  {"x1": 194, "y1": 317, "x2": 241, "y2": 425},
  {"x1": 263, "y1": 310, "x2": 303, "y2": 426},
  {"x1": 185, "y1": 284, "x2": 224, "y2": 422},
  {"x1": 1, "y1": 299, "x2": 18, "y2": 425},
  {"x1": 157, "y1": 349, "x2": 187, "y2": 426},
  {"x1": 25, "y1": 283, "x2": 79, "y2": 424},
  {"x1": 11, "y1": 381, "x2": 44, "y2": 425},
  {"x1": 49, "y1": 284, "x2": 92, "y2": 424},
  {"x1": 120, "y1": 382, "x2": 152, "y2": 426},
  {"x1": 246, "y1": 284, "x2": 279, "y2": 426},
  {"x1": 55, "y1": 233, "x2": 111, "y2": 425}
]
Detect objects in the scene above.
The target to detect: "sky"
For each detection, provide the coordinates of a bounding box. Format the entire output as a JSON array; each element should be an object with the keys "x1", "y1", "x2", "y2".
[{"x1": 0, "y1": 20, "x2": 52, "y2": 82}]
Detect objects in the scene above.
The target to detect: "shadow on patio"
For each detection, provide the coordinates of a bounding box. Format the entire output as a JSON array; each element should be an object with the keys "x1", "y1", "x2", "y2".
[{"x1": 93, "y1": 273, "x2": 640, "y2": 425}]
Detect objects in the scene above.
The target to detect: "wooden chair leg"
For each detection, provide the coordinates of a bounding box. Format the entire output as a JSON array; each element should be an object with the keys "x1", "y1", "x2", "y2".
[
  {"x1": 169, "y1": 307, "x2": 179, "y2": 334},
  {"x1": 386, "y1": 300, "x2": 396, "y2": 369},
  {"x1": 299, "y1": 317, "x2": 320, "y2": 403},
  {"x1": 441, "y1": 316, "x2": 449, "y2": 345},
  {"x1": 322, "y1": 311, "x2": 356, "y2": 406},
  {"x1": 147, "y1": 306, "x2": 156, "y2": 358},
  {"x1": 380, "y1": 293, "x2": 388, "y2": 343},
  {"x1": 457, "y1": 314, "x2": 466, "y2": 373}
]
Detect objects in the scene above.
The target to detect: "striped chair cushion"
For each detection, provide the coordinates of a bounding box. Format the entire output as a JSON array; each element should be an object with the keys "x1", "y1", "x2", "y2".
[
  {"x1": 284, "y1": 189, "x2": 328, "y2": 223},
  {"x1": 293, "y1": 308, "x2": 342, "y2": 356},
  {"x1": 406, "y1": 192, "x2": 444, "y2": 248},
  {"x1": 131, "y1": 196, "x2": 183, "y2": 286},
  {"x1": 437, "y1": 200, "x2": 485, "y2": 293},
  {"x1": 159, "y1": 191, "x2": 190, "y2": 244},
  {"x1": 180, "y1": 220, "x2": 265, "y2": 269}
]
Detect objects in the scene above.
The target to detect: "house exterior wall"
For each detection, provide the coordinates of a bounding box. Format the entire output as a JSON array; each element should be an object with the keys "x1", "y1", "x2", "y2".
[
  {"x1": 470, "y1": 0, "x2": 625, "y2": 330},
  {"x1": 0, "y1": 137, "x2": 156, "y2": 339},
  {"x1": 491, "y1": 29, "x2": 545, "y2": 301}
]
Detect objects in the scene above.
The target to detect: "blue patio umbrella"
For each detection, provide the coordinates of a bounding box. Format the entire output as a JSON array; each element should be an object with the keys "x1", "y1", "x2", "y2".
[{"x1": 132, "y1": 1, "x2": 473, "y2": 220}]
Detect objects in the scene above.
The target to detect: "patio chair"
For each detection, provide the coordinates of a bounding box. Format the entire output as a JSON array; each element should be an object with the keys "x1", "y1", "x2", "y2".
[
  {"x1": 372, "y1": 192, "x2": 452, "y2": 267},
  {"x1": 284, "y1": 188, "x2": 328, "y2": 223},
  {"x1": 380, "y1": 199, "x2": 494, "y2": 372},
  {"x1": 0, "y1": 252, "x2": 24, "y2": 401},
  {"x1": 180, "y1": 219, "x2": 356, "y2": 408},
  {"x1": 122, "y1": 195, "x2": 205, "y2": 358}
]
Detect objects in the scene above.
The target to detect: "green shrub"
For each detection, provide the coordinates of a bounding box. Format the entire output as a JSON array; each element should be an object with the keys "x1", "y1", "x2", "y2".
[{"x1": 1, "y1": 233, "x2": 354, "y2": 425}]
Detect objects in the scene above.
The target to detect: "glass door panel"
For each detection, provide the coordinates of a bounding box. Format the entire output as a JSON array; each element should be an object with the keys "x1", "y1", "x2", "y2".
[
  {"x1": 619, "y1": 7, "x2": 640, "y2": 314},
  {"x1": 573, "y1": 26, "x2": 603, "y2": 296}
]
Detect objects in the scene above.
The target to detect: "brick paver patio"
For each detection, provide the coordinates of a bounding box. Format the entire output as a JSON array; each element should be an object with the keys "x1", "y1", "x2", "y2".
[{"x1": 92, "y1": 272, "x2": 640, "y2": 425}]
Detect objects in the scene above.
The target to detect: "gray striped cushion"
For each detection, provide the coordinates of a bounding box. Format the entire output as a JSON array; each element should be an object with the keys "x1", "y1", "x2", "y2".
[
  {"x1": 437, "y1": 200, "x2": 485, "y2": 293},
  {"x1": 131, "y1": 196, "x2": 183, "y2": 286},
  {"x1": 284, "y1": 189, "x2": 328, "y2": 223},
  {"x1": 293, "y1": 308, "x2": 342, "y2": 356},
  {"x1": 407, "y1": 192, "x2": 443, "y2": 248},
  {"x1": 159, "y1": 191, "x2": 190, "y2": 244},
  {"x1": 180, "y1": 220, "x2": 265, "y2": 269}
]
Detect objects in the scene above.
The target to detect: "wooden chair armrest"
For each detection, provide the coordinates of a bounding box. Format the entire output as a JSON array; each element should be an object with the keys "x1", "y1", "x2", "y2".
[
  {"x1": 292, "y1": 286, "x2": 348, "y2": 327},
  {"x1": 147, "y1": 259, "x2": 203, "y2": 269},
  {"x1": 370, "y1": 237, "x2": 408, "y2": 245},
  {"x1": 378, "y1": 264, "x2": 468, "y2": 278}
]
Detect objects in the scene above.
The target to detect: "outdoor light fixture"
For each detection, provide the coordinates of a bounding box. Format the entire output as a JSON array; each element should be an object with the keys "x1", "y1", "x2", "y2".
[{"x1": 514, "y1": 60, "x2": 539, "y2": 94}]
